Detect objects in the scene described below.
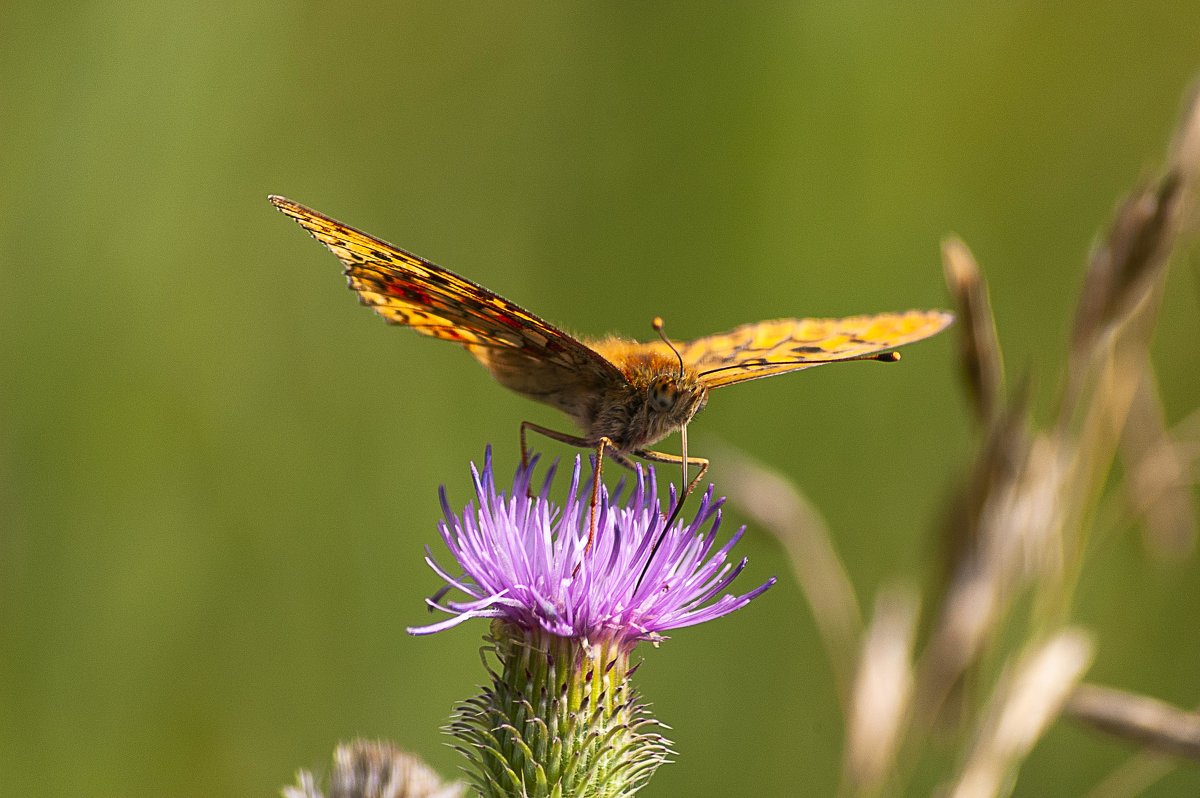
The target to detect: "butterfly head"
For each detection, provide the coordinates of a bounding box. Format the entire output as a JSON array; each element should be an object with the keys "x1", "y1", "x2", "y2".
[
  {"x1": 647, "y1": 373, "x2": 703, "y2": 417},
  {"x1": 634, "y1": 317, "x2": 708, "y2": 443},
  {"x1": 631, "y1": 369, "x2": 707, "y2": 445}
]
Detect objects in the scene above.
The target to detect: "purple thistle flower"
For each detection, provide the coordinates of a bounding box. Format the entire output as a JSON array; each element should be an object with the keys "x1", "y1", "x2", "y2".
[
  {"x1": 411, "y1": 448, "x2": 775, "y2": 796},
  {"x1": 408, "y1": 447, "x2": 775, "y2": 646}
]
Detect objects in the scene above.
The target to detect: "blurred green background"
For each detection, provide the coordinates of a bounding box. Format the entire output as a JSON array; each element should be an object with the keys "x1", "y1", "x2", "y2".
[{"x1": 2, "y1": 3, "x2": 1199, "y2": 796}]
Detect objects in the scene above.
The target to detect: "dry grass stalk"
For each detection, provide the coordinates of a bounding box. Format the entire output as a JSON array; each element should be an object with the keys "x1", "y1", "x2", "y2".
[
  {"x1": 719, "y1": 445, "x2": 863, "y2": 710},
  {"x1": 1066, "y1": 78, "x2": 1200, "y2": 418},
  {"x1": 915, "y1": 415, "x2": 1068, "y2": 727},
  {"x1": 945, "y1": 631, "x2": 1094, "y2": 798},
  {"x1": 1045, "y1": 84, "x2": 1200, "y2": 628},
  {"x1": 1067, "y1": 685, "x2": 1200, "y2": 761},
  {"x1": 840, "y1": 588, "x2": 919, "y2": 797},
  {"x1": 1119, "y1": 364, "x2": 1197, "y2": 557},
  {"x1": 941, "y1": 237, "x2": 1005, "y2": 424},
  {"x1": 1068, "y1": 172, "x2": 1183, "y2": 371},
  {"x1": 1083, "y1": 751, "x2": 1178, "y2": 798}
]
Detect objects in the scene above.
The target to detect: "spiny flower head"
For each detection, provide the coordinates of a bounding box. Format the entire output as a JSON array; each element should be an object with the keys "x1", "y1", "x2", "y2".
[{"x1": 408, "y1": 448, "x2": 774, "y2": 646}]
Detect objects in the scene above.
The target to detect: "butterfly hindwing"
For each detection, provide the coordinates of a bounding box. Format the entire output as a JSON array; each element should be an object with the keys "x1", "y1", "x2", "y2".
[{"x1": 680, "y1": 311, "x2": 954, "y2": 389}]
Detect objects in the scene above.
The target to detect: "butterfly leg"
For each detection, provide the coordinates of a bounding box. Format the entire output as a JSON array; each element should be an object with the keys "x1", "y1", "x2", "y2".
[
  {"x1": 521, "y1": 421, "x2": 582, "y2": 497},
  {"x1": 519, "y1": 421, "x2": 620, "y2": 554},
  {"x1": 520, "y1": 421, "x2": 596, "y2": 469},
  {"x1": 587, "y1": 436, "x2": 617, "y2": 555}
]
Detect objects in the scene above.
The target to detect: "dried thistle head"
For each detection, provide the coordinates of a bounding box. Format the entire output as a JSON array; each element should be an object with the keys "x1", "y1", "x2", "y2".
[{"x1": 283, "y1": 740, "x2": 464, "y2": 798}]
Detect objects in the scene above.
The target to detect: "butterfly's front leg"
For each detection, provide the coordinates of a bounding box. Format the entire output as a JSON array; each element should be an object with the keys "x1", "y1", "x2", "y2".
[
  {"x1": 519, "y1": 421, "x2": 597, "y2": 470},
  {"x1": 518, "y1": 421, "x2": 615, "y2": 555}
]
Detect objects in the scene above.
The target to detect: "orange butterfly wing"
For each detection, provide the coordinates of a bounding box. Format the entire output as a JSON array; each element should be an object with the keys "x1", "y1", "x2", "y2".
[
  {"x1": 269, "y1": 197, "x2": 627, "y2": 398},
  {"x1": 678, "y1": 311, "x2": 954, "y2": 389}
]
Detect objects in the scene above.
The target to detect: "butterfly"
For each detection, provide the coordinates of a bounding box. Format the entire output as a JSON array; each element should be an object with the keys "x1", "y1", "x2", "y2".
[{"x1": 270, "y1": 195, "x2": 953, "y2": 548}]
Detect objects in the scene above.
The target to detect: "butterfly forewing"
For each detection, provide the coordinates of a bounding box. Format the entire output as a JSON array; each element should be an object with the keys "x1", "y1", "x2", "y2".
[
  {"x1": 680, "y1": 311, "x2": 954, "y2": 389},
  {"x1": 269, "y1": 196, "x2": 625, "y2": 387}
]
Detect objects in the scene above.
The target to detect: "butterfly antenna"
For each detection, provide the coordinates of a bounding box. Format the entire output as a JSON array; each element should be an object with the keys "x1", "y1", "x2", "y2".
[
  {"x1": 697, "y1": 350, "x2": 900, "y2": 378},
  {"x1": 653, "y1": 316, "x2": 685, "y2": 379}
]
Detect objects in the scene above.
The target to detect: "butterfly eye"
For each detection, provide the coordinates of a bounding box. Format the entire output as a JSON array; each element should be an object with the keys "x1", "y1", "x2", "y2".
[{"x1": 649, "y1": 379, "x2": 677, "y2": 413}]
